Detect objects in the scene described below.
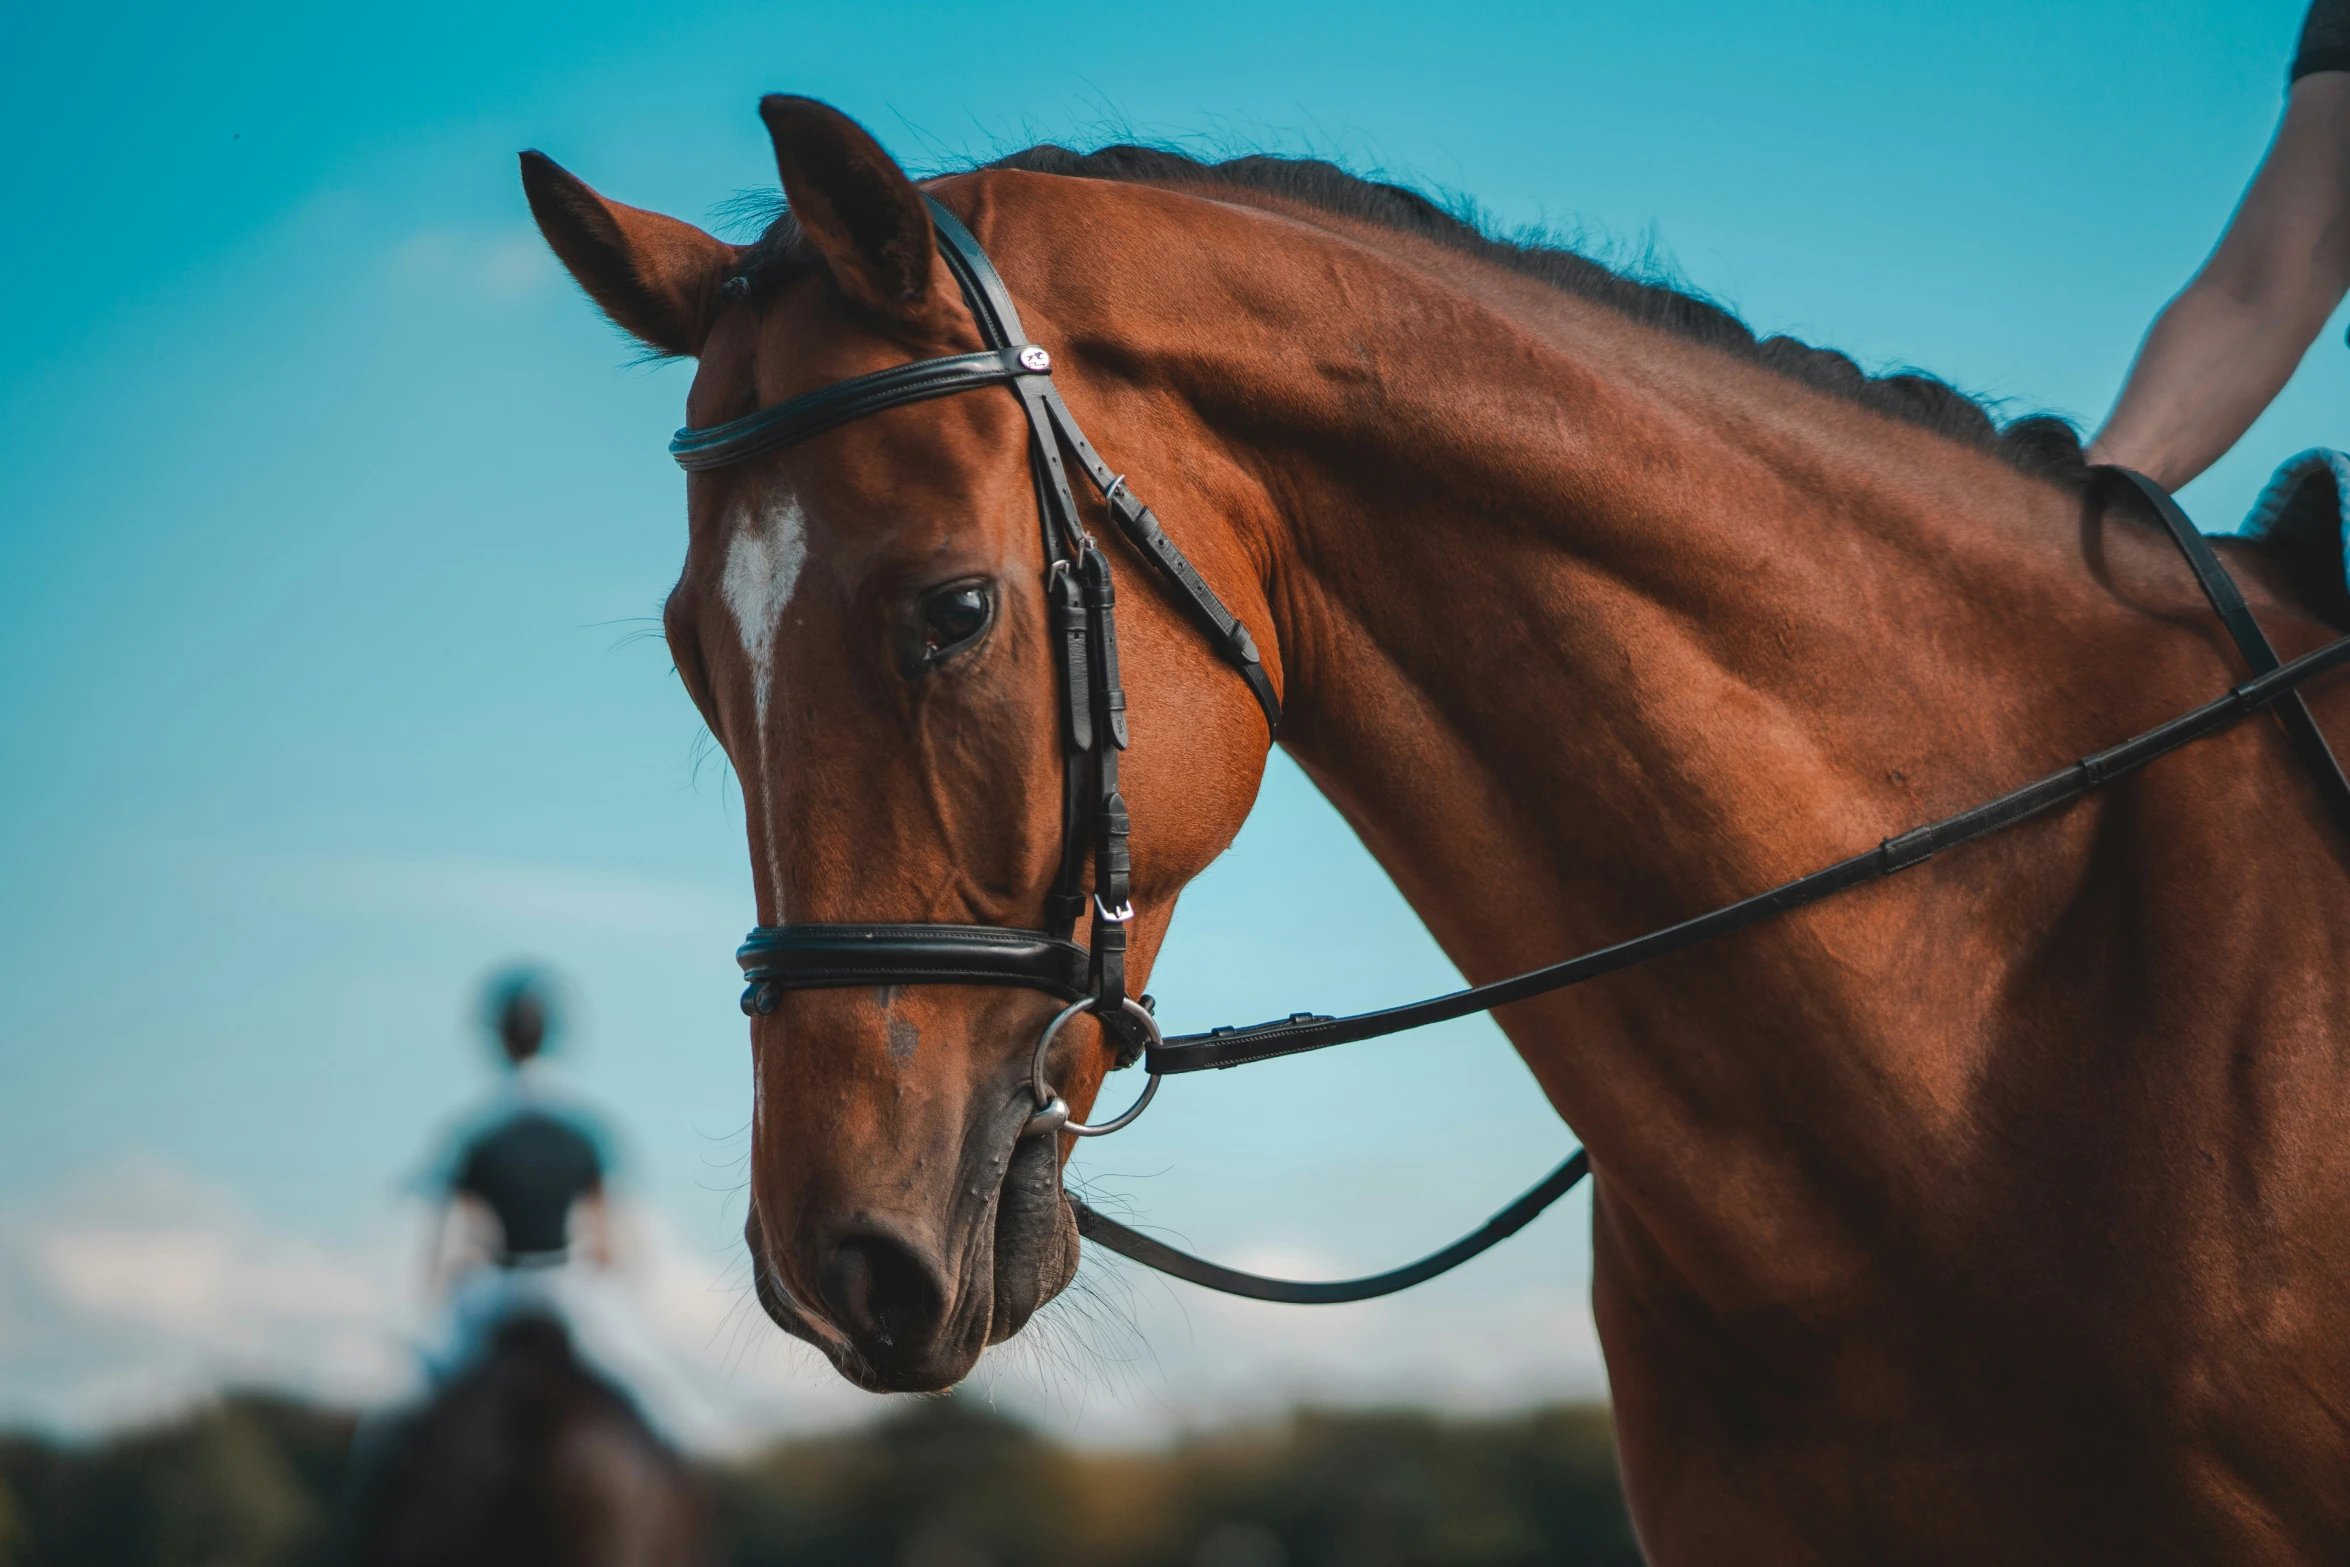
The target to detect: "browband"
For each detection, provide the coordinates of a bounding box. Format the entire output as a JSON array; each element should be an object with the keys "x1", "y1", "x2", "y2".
[{"x1": 672, "y1": 346, "x2": 1046, "y2": 472}]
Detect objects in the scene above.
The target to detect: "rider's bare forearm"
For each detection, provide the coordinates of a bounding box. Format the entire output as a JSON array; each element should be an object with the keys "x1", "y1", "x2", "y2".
[
  {"x1": 577, "y1": 1185, "x2": 619, "y2": 1269},
  {"x1": 2091, "y1": 73, "x2": 2350, "y2": 489},
  {"x1": 2091, "y1": 284, "x2": 2336, "y2": 487},
  {"x1": 421, "y1": 1201, "x2": 453, "y2": 1300}
]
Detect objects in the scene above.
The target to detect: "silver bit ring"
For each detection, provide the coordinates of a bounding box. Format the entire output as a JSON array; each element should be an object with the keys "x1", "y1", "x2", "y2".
[{"x1": 1021, "y1": 996, "x2": 1162, "y2": 1138}]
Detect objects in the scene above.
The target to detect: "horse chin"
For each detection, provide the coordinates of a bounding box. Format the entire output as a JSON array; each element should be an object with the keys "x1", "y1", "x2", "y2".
[{"x1": 985, "y1": 1126, "x2": 1081, "y2": 1345}]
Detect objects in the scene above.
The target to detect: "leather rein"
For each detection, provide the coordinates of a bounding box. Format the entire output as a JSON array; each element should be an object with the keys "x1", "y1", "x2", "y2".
[{"x1": 678, "y1": 195, "x2": 2350, "y2": 1306}]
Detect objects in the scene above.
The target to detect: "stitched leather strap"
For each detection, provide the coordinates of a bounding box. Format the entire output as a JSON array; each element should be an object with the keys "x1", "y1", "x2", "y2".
[
  {"x1": 924, "y1": 197, "x2": 1033, "y2": 348},
  {"x1": 737, "y1": 925, "x2": 1093, "y2": 1015},
  {"x1": 2096, "y1": 465, "x2": 2350, "y2": 847},
  {"x1": 1083, "y1": 544, "x2": 1133, "y2": 1019},
  {"x1": 737, "y1": 921, "x2": 1158, "y2": 1061},
  {"x1": 927, "y1": 198, "x2": 1281, "y2": 739},
  {"x1": 1147, "y1": 625, "x2": 2350, "y2": 1074},
  {"x1": 671, "y1": 347, "x2": 1042, "y2": 471},
  {"x1": 1037, "y1": 393, "x2": 1282, "y2": 735},
  {"x1": 1069, "y1": 1148, "x2": 1590, "y2": 1303}
]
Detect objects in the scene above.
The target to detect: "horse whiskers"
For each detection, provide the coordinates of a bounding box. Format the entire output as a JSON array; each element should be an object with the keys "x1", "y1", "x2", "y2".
[
  {"x1": 982, "y1": 1275, "x2": 1155, "y2": 1419},
  {"x1": 711, "y1": 1260, "x2": 790, "y2": 1382},
  {"x1": 971, "y1": 1200, "x2": 1162, "y2": 1415}
]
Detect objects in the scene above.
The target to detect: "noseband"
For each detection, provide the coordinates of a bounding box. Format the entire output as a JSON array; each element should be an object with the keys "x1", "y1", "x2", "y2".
[{"x1": 675, "y1": 194, "x2": 2350, "y2": 1304}]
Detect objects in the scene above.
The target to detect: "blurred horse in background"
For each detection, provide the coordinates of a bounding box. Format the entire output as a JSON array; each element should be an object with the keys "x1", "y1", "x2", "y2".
[{"x1": 346, "y1": 1313, "x2": 706, "y2": 1566}]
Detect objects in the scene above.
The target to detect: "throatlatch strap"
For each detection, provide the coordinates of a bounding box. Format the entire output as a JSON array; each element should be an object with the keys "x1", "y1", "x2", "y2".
[
  {"x1": 928, "y1": 197, "x2": 1281, "y2": 740},
  {"x1": 2098, "y1": 465, "x2": 2350, "y2": 848},
  {"x1": 1037, "y1": 394, "x2": 1282, "y2": 737}
]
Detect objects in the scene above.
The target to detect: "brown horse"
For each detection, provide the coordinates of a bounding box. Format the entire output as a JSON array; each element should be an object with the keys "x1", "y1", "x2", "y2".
[
  {"x1": 347, "y1": 1314, "x2": 707, "y2": 1565},
  {"x1": 523, "y1": 97, "x2": 2350, "y2": 1562}
]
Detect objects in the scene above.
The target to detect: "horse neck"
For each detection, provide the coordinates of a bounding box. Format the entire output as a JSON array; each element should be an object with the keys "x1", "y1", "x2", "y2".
[
  {"x1": 1081, "y1": 200, "x2": 2198, "y2": 1117},
  {"x1": 1248, "y1": 255, "x2": 2109, "y2": 926}
]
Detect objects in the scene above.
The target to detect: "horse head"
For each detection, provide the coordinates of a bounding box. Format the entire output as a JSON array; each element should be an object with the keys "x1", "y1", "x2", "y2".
[{"x1": 524, "y1": 97, "x2": 1275, "y2": 1390}]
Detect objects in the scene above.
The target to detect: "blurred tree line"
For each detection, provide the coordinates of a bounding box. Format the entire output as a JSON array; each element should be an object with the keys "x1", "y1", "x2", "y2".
[
  {"x1": 0, "y1": 1393, "x2": 1639, "y2": 1567},
  {"x1": 0, "y1": 1398, "x2": 353, "y2": 1567}
]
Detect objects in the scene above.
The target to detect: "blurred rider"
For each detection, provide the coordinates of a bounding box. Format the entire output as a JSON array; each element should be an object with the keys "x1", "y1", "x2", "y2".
[
  {"x1": 420, "y1": 969, "x2": 619, "y2": 1379},
  {"x1": 2090, "y1": 1, "x2": 2350, "y2": 488}
]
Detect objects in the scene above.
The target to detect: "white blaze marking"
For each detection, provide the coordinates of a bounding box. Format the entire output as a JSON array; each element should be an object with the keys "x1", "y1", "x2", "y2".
[
  {"x1": 722, "y1": 491, "x2": 809, "y2": 913},
  {"x1": 722, "y1": 491, "x2": 809, "y2": 720}
]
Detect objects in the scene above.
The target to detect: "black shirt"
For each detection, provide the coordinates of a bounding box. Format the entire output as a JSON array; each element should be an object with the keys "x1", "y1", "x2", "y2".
[
  {"x1": 452, "y1": 1108, "x2": 606, "y2": 1262},
  {"x1": 2295, "y1": 0, "x2": 2350, "y2": 81}
]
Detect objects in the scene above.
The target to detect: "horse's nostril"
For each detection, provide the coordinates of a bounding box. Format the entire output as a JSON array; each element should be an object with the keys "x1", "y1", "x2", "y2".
[{"x1": 818, "y1": 1234, "x2": 944, "y2": 1351}]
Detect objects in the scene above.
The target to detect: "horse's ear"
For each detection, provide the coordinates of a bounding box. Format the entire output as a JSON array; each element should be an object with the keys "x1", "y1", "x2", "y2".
[
  {"x1": 520, "y1": 151, "x2": 744, "y2": 358},
  {"x1": 757, "y1": 96, "x2": 951, "y2": 334}
]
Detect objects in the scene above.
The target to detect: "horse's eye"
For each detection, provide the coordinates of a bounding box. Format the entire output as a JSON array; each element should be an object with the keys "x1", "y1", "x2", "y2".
[{"x1": 919, "y1": 581, "x2": 993, "y2": 662}]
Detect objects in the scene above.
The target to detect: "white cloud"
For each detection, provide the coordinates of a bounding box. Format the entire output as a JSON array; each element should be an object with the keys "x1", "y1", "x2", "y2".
[
  {"x1": 242, "y1": 850, "x2": 742, "y2": 944},
  {"x1": 389, "y1": 226, "x2": 556, "y2": 300},
  {"x1": 0, "y1": 1158, "x2": 870, "y2": 1451},
  {"x1": 0, "y1": 1159, "x2": 407, "y2": 1432},
  {"x1": 481, "y1": 232, "x2": 557, "y2": 296},
  {"x1": 38, "y1": 1228, "x2": 377, "y2": 1330}
]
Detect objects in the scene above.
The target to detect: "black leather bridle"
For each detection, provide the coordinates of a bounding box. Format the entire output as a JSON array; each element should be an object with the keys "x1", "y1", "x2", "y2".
[
  {"x1": 675, "y1": 194, "x2": 2350, "y2": 1305},
  {"x1": 688, "y1": 197, "x2": 1279, "y2": 1122}
]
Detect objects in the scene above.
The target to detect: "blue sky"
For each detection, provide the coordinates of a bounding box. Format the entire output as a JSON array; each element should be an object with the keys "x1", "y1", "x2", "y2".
[{"x1": 2, "y1": 0, "x2": 2341, "y2": 1442}]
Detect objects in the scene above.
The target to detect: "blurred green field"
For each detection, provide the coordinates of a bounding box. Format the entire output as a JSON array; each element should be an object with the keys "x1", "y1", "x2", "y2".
[{"x1": 0, "y1": 1394, "x2": 1638, "y2": 1567}]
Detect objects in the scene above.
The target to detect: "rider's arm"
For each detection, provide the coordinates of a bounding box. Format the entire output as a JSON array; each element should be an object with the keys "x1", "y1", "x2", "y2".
[
  {"x1": 2089, "y1": 71, "x2": 2350, "y2": 489},
  {"x1": 574, "y1": 1181, "x2": 619, "y2": 1270},
  {"x1": 423, "y1": 1190, "x2": 498, "y2": 1296},
  {"x1": 420, "y1": 1198, "x2": 457, "y2": 1300}
]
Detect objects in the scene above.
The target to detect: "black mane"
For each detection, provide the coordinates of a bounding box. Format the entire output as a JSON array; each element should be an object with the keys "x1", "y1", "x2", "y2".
[{"x1": 746, "y1": 143, "x2": 2086, "y2": 487}]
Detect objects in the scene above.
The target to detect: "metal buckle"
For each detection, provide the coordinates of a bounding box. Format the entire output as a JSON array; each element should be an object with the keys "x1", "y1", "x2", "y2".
[
  {"x1": 1094, "y1": 895, "x2": 1135, "y2": 924},
  {"x1": 1021, "y1": 996, "x2": 1163, "y2": 1138}
]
